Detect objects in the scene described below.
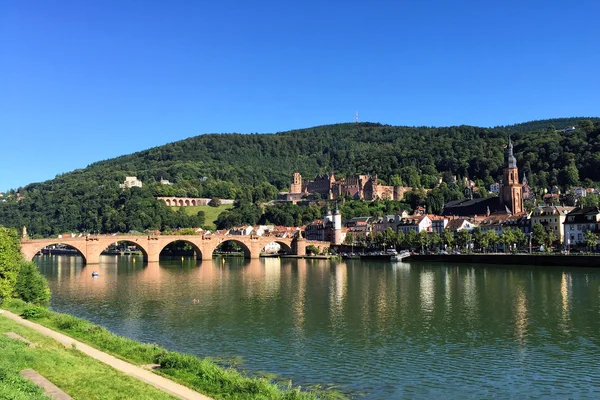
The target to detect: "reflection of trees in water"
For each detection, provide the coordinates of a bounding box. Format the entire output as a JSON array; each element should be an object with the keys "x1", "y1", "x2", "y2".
[{"x1": 215, "y1": 241, "x2": 243, "y2": 253}]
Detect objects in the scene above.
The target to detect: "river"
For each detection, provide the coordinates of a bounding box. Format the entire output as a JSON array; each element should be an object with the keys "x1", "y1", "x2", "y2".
[{"x1": 35, "y1": 255, "x2": 600, "y2": 399}]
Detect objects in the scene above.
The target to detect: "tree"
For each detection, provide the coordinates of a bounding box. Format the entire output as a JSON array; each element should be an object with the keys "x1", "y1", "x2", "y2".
[
  {"x1": 484, "y1": 230, "x2": 499, "y2": 253},
  {"x1": 0, "y1": 226, "x2": 22, "y2": 300},
  {"x1": 532, "y1": 223, "x2": 547, "y2": 248},
  {"x1": 344, "y1": 232, "x2": 355, "y2": 245},
  {"x1": 457, "y1": 230, "x2": 470, "y2": 251},
  {"x1": 431, "y1": 233, "x2": 442, "y2": 251},
  {"x1": 306, "y1": 245, "x2": 319, "y2": 255},
  {"x1": 500, "y1": 228, "x2": 516, "y2": 253},
  {"x1": 14, "y1": 260, "x2": 50, "y2": 305},
  {"x1": 443, "y1": 230, "x2": 455, "y2": 249},
  {"x1": 417, "y1": 231, "x2": 430, "y2": 253},
  {"x1": 407, "y1": 230, "x2": 419, "y2": 250},
  {"x1": 472, "y1": 228, "x2": 483, "y2": 252},
  {"x1": 585, "y1": 231, "x2": 598, "y2": 252}
]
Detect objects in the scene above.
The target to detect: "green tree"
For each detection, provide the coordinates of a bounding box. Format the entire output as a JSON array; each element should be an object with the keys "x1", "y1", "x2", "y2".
[
  {"x1": 585, "y1": 231, "x2": 598, "y2": 252},
  {"x1": 431, "y1": 233, "x2": 442, "y2": 251},
  {"x1": 532, "y1": 223, "x2": 547, "y2": 248},
  {"x1": 500, "y1": 228, "x2": 516, "y2": 253},
  {"x1": 484, "y1": 230, "x2": 499, "y2": 252},
  {"x1": 417, "y1": 231, "x2": 430, "y2": 253},
  {"x1": 472, "y1": 228, "x2": 483, "y2": 252},
  {"x1": 407, "y1": 230, "x2": 419, "y2": 250},
  {"x1": 0, "y1": 226, "x2": 22, "y2": 299},
  {"x1": 14, "y1": 260, "x2": 51, "y2": 304},
  {"x1": 306, "y1": 245, "x2": 319, "y2": 255},
  {"x1": 457, "y1": 230, "x2": 470, "y2": 251},
  {"x1": 443, "y1": 230, "x2": 455, "y2": 249},
  {"x1": 344, "y1": 232, "x2": 355, "y2": 245}
]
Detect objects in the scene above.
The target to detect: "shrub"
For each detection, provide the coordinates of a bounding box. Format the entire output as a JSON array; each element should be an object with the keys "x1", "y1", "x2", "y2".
[
  {"x1": 306, "y1": 245, "x2": 319, "y2": 255},
  {"x1": 20, "y1": 305, "x2": 49, "y2": 320},
  {"x1": 208, "y1": 198, "x2": 221, "y2": 207},
  {"x1": 14, "y1": 261, "x2": 50, "y2": 305}
]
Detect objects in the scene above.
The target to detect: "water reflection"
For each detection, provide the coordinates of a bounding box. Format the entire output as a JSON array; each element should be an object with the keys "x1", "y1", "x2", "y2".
[{"x1": 35, "y1": 256, "x2": 600, "y2": 399}]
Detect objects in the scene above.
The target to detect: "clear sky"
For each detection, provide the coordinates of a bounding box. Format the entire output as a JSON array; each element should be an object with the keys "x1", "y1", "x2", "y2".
[{"x1": 1, "y1": 0, "x2": 599, "y2": 191}]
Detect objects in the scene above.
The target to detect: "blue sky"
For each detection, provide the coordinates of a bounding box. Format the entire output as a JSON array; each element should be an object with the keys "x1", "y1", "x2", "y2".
[{"x1": 1, "y1": 0, "x2": 599, "y2": 191}]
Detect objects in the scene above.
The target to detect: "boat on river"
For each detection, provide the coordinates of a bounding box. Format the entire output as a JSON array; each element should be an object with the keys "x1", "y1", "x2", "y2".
[{"x1": 391, "y1": 251, "x2": 410, "y2": 262}]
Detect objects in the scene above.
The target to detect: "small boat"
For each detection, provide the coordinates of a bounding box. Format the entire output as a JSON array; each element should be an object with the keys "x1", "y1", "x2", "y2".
[
  {"x1": 91, "y1": 272, "x2": 99, "y2": 277},
  {"x1": 391, "y1": 251, "x2": 410, "y2": 262}
]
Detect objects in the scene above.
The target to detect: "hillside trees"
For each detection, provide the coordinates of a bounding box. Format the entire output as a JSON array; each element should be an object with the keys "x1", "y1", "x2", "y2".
[{"x1": 1, "y1": 120, "x2": 599, "y2": 235}]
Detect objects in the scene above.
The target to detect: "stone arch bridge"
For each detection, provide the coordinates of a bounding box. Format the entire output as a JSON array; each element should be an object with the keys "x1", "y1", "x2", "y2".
[{"x1": 21, "y1": 234, "x2": 327, "y2": 265}]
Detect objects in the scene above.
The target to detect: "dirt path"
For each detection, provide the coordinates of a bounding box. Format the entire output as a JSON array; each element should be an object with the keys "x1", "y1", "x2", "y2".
[{"x1": 2, "y1": 310, "x2": 212, "y2": 400}]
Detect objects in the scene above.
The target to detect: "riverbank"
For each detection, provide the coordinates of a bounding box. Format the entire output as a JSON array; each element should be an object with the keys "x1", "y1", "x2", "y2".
[
  {"x1": 0, "y1": 312, "x2": 178, "y2": 400},
  {"x1": 1, "y1": 299, "x2": 345, "y2": 400},
  {"x1": 407, "y1": 253, "x2": 600, "y2": 267}
]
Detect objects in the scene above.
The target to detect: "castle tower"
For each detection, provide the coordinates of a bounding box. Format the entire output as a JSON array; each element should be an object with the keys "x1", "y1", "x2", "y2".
[
  {"x1": 500, "y1": 138, "x2": 523, "y2": 214},
  {"x1": 290, "y1": 172, "x2": 303, "y2": 194},
  {"x1": 332, "y1": 203, "x2": 342, "y2": 245}
]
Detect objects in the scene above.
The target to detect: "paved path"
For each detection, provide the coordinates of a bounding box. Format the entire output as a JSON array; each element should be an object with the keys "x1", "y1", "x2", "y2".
[{"x1": 2, "y1": 310, "x2": 211, "y2": 400}]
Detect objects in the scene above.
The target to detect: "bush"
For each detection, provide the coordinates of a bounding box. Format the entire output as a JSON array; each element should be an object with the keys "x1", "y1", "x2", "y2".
[
  {"x1": 306, "y1": 245, "x2": 319, "y2": 255},
  {"x1": 20, "y1": 304, "x2": 49, "y2": 320},
  {"x1": 14, "y1": 261, "x2": 50, "y2": 305},
  {"x1": 208, "y1": 198, "x2": 221, "y2": 207}
]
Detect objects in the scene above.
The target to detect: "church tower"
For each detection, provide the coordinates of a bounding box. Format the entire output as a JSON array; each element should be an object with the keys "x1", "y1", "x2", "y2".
[{"x1": 500, "y1": 138, "x2": 523, "y2": 214}]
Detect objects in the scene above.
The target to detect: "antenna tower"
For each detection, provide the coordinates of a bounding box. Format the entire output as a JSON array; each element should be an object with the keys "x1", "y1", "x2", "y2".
[{"x1": 355, "y1": 110, "x2": 359, "y2": 123}]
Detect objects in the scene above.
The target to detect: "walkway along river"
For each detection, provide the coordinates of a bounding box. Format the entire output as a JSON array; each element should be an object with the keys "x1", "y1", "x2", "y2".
[{"x1": 35, "y1": 255, "x2": 600, "y2": 399}]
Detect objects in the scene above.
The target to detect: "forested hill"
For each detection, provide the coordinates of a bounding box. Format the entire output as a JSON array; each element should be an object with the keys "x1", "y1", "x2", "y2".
[
  {"x1": 496, "y1": 117, "x2": 600, "y2": 133},
  {"x1": 1, "y1": 118, "x2": 599, "y2": 236}
]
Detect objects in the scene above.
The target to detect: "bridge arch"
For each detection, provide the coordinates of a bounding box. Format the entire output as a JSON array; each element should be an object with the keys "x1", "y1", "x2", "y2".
[
  {"x1": 31, "y1": 242, "x2": 87, "y2": 263},
  {"x1": 214, "y1": 238, "x2": 252, "y2": 259},
  {"x1": 260, "y1": 240, "x2": 293, "y2": 255},
  {"x1": 97, "y1": 240, "x2": 149, "y2": 261},
  {"x1": 159, "y1": 239, "x2": 203, "y2": 260}
]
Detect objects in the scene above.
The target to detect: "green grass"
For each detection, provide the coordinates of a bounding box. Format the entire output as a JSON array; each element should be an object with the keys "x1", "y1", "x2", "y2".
[
  {"x1": 0, "y1": 314, "x2": 177, "y2": 400},
  {"x1": 2, "y1": 299, "x2": 346, "y2": 400},
  {"x1": 170, "y1": 204, "x2": 233, "y2": 229}
]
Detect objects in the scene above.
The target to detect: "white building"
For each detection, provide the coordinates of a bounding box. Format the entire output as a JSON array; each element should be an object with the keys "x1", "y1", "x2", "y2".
[
  {"x1": 489, "y1": 182, "x2": 500, "y2": 194},
  {"x1": 120, "y1": 176, "x2": 143, "y2": 189},
  {"x1": 396, "y1": 215, "x2": 432, "y2": 234}
]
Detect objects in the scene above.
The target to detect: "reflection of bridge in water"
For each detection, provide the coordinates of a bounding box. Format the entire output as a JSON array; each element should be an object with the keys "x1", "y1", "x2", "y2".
[{"x1": 21, "y1": 234, "x2": 328, "y2": 264}]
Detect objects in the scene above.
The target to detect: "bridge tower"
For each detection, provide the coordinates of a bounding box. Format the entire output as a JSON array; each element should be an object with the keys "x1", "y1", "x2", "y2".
[{"x1": 333, "y1": 203, "x2": 342, "y2": 245}]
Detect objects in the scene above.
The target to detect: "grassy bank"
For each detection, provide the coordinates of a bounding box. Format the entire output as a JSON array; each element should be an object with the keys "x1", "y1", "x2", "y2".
[
  {"x1": 0, "y1": 314, "x2": 177, "y2": 400},
  {"x1": 2, "y1": 299, "x2": 345, "y2": 400},
  {"x1": 172, "y1": 204, "x2": 233, "y2": 229}
]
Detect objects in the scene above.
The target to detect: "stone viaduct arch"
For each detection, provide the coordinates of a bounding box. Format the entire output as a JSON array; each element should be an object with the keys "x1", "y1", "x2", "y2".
[{"x1": 21, "y1": 234, "x2": 326, "y2": 265}]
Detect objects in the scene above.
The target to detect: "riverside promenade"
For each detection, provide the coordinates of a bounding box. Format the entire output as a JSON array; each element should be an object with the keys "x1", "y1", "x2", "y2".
[
  {"x1": 408, "y1": 253, "x2": 600, "y2": 267},
  {"x1": 2, "y1": 310, "x2": 211, "y2": 400}
]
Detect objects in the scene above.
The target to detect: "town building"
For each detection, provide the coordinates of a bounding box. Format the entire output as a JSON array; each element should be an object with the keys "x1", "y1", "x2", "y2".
[
  {"x1": 304, "y1": 205, "x2": 343, "y2": 244},
  {"x1": 530, "y1": 206, "x2": 574, "y2": 244},
  {"x1": 521, "y1": 174, "x2": 534, "y2": 201},
  {"x1": 396, "y1": 215, "x2": 432, "y2": 235},
  {"x1": 563, "y1": 206, "x2": 600, "y2": 246},
  {"x1": 445, "y1": 218, "x2": 477, "y2": 233}
]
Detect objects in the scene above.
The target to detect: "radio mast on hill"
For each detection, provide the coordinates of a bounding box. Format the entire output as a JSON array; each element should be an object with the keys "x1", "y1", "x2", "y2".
[{"x1": 355, "y1": 110, "x2": 359, "y2": 123}]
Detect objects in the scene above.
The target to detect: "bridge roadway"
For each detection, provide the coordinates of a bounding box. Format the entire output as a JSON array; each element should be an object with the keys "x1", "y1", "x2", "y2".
[{"x1": 21, "y1": 234, "x2": 327, "y2": 265}]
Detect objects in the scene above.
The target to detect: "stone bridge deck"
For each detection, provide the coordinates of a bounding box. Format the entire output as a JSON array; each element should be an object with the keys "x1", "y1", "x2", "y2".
[{"x1": 21, "y1": 234, "x2": 327, "y2": 265}]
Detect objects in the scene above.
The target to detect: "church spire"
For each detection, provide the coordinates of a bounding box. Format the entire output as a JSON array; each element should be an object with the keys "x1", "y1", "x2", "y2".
[{"x1": 507, "y1": 137, "x2": 517, "y2": 169}]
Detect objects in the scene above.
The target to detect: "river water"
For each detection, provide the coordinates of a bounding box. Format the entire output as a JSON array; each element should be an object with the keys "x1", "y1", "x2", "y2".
[{"x1": 35, "y1": 255, "x2": 600, "y2": 399}]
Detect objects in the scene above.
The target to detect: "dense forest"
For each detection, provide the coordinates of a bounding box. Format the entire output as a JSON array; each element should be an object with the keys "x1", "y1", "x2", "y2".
[{"x1": 1, "y1": 118, "x2": 599, "y2": 236}]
